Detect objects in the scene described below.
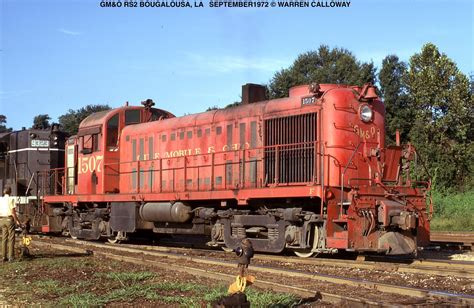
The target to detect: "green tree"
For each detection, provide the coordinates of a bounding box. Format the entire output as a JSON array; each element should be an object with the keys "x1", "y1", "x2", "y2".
[
  {"x1": 405, "y1": 43, "x2": 473, "y2": 190},
  {"x1": 379, "y1": 55, "x2": 414, "y2": 144},
  {"x1": 268, "y1": 45, "x2": 376, "y2": 98},
  {"x1": 59, "y1": 104, "x2": 111, "y2": 135},
  {"x1": 470, "y1": 72, "x2": 473, "y2": 95},
  {"x1": 0, "y1": 115, "x2": 12, "y2": 133},
  {"x1": 32, "y1": 114, "x2": 51, "y2": 129}
]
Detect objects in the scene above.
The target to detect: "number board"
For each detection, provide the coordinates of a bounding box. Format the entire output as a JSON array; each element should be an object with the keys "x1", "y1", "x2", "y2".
[
  {"x1": 301, "y1": 96, "x2": 316, "y2": 106},
  {"x1": 31, "y1": 139, "x2": 50, "y2": 148}
]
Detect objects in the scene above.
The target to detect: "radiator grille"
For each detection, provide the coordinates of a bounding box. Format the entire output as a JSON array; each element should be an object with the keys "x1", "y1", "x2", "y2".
[{"x1": 264, "y1": 113, "x2": 317, "y2": 184}]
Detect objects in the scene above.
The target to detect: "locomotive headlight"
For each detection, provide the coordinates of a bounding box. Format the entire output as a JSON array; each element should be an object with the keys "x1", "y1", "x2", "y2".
[{"x1": 359, "y1": 104, "x2": 373, "y2": 123}]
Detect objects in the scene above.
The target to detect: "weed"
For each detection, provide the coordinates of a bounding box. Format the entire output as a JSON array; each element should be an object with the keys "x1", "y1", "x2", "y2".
[
  {"x1": 104, "y1": 284, "x2": 148, "y2": 302},
  {"x1": 72, "y1": 279, "x2": 95, "y2": 291},
  {"x1": 154, "y1": 281, "x2": 205, "y2": 292},
  {"x1": 158, "y1": 294, "x2": 200, "y2": 306},
  {"x1": 60, "y1": 292, "x2": 106, "y2": 307},
  {"x1": 245, "y1": 289, "x2": 300, "y2": 307},
  {"x1": 203, "y1": 286, "x2": 227, "y2": 302},
  {"x1": 201, "y1": 285, "x2": 300, "y2": 307},
  {"x1": 104, "y1": 271, "x2": 155, "y2": 283},
  {"x1": 0, "y1": 248, "x2": 303, "y2": 307},
  {"x1": 431, "y1": 190, "x2": 474, "y2": 231},
  {"x1": 39, "y1": 257, "x2": 85, "y2": 269},
  {"x1": 31, "y1": 279, "x2": 65, "y2": 296}
]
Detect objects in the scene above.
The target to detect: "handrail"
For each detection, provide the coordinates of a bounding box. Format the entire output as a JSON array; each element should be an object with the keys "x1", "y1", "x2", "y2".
[
  {"x1": 45, "y1": 141, "x2": 323, "y2": 196},
  {"x1": 340, "y1": 142, "x2": 362, "y2": 217}
]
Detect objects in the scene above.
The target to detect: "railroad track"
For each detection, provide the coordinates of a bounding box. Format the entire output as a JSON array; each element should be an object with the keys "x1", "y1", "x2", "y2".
[
  {"x1": 93, "y1": 237, "x2": 474, "y2": 279},
  {"x1": 32, "y1": 240, "x2": 378, "y2": 306},
  {"x1": 31, "y1": 237, "x2": 474, "y2": 306},
  {"x1": 257, "y1": 254, "x2": 474, "y2": 279},
  {"x1": 431, "y1": 231, "x2": 474, "y2": 249}
]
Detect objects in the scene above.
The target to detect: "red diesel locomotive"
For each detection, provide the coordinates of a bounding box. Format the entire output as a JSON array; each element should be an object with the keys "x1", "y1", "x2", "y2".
[{"x1": 37, "y1": 83, "x2": 431, "y2": 256}]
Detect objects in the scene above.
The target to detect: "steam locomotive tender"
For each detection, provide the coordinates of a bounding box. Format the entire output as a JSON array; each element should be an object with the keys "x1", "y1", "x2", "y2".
[{"x1": 41, "y1": 83, "x2": 431, "y2": 256}]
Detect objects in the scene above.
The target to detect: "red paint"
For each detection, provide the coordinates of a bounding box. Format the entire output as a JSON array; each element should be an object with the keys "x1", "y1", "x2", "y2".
[{"x1": 44, "y1": 83, "x2": 430, "y2": 253}]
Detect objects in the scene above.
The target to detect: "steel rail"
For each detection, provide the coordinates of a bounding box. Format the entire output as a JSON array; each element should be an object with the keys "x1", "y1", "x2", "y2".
[
  {"x1": 431, "y1": 231, "x2": 474, "y2": 244},
  {"x1": 255, "y1": 254, "x2": 474, "y2": 279},
  {"x1": 78, "y1": 237, "x2": 474, "y2": 279},
  {"x1": 35, "y1": 238, "x2": 474, "y2": 306}
]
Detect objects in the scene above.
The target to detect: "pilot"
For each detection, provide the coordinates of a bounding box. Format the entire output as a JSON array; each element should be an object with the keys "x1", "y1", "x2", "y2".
[{"x1": 0, "y1": 187, "x2": 20, "y2": 262}]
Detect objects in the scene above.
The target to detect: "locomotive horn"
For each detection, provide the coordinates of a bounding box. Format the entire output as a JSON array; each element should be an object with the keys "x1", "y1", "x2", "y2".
[{"x1": 141, "y1": 99, "x2": 155, "y2": 109}]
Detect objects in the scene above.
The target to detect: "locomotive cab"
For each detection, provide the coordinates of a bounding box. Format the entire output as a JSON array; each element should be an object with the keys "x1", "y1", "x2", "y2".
[{"x1": 69, "y1": 103, "x2": 174, "y2": 195}]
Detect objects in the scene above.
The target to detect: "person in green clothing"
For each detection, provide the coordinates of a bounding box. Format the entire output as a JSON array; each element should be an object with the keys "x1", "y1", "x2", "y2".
[{"x1": 0, "y1": 186, "x2": 20, "y2": 262}]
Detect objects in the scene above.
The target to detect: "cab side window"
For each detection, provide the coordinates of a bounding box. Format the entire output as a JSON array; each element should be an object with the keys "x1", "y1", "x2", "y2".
[
  {"x1": 81, "y1": 134, "x2": 100, "y2": 154},
  {"x1": 107, "y1": 114, "x2": 119, "y2": 149},
  {"x1": 125, "y1": 110, "x2": 140, "y2": 125}
]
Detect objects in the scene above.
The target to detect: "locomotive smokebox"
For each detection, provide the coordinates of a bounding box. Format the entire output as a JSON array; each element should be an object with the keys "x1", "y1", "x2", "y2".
[{"x1": 139, "y1": 202, "x2": 193, "y2": 223}]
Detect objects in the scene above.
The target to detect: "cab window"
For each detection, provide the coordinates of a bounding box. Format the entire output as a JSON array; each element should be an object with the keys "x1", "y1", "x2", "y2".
[
  {"x1": 125, "y1": 110, "x2": 141, "y2": 125},
  {"x1": 107, "y1": 114, "x2": 119, "y2": 149},
  {"x1": 82, "y1": 134, "x2": 100, "y2": 154},
  {"x1": 151, "y1": 110, "x2": 162, "y2": 121}
]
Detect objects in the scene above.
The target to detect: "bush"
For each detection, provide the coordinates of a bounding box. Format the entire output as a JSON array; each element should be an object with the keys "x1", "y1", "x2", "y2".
[{"x1": 430, "y1": 190, "x2": 474, "y2": 231}]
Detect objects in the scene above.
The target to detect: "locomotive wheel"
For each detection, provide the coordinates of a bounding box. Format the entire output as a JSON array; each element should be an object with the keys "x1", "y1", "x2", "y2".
[
  {"x1": 294, "y1": 250, "x2": 314, "y2": 258},
  {"x1": 221, "y1": 246, "x2": 234, "y2": 253},
  {"x1": 63, "y1": 230, "x2": 77, "y2": 239},
  {"x1": 67, "y1": 230, "x2": 78, "y2": 240},
  {"x1": 108, "y1": 231, "x2": 127, "y2": 244},
  {"x1": 294, "y1": 225, "x2": 319, "y2": 258}
]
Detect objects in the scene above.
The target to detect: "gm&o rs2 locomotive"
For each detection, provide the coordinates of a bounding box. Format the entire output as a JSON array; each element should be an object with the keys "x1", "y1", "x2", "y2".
[{"x1": 35, "y1": 83, "x2": 431, "y2": 256}]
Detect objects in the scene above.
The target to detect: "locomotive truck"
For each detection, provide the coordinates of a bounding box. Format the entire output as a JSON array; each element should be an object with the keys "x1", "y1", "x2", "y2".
[{"x1": 22, "y1": 83, "x2": 431, "y2": 256}]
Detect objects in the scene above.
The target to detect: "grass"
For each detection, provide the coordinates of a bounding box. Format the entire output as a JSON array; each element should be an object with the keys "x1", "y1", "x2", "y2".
[
  {"x1": 32, "y1": 279, "x2": 74, "y2": 295},
  {"x1": 58, "y1": 277, "x2": 299, "y2": 307},
  {"x1": 0, "y1": 255, "x2": 301, "y2": 307},
  {"x1": 238, "y1": 288, "x2": 299, "y2": 307},
  {"x1": 61, "y1": 293, "x2": 107, "y2": 307},
  {"x1": 430, "y1": 190, "x2": 474, "y2": 231},
  {"x1": 101, "y1": 271, "x2": 156, "y2": 283},
  {"x1": 203, "y1": 285, "x2": 299, "y2": 307}
]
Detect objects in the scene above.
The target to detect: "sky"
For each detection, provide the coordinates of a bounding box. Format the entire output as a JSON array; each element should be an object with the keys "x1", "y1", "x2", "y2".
[{"x1": 1, "y1": 0, "x2": 472, "y2": 130}]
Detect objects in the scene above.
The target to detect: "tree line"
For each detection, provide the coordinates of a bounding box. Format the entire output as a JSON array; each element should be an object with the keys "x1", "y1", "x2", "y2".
[
  {"x1": 268, "y1": 43, "x2": 473, "y2": 192},
  {"x1": 1, "y1": 43, "x2": 472, "y2": 192},
  {"x1": 0, "y1": 105, "x2": 111, "y2": 135}
]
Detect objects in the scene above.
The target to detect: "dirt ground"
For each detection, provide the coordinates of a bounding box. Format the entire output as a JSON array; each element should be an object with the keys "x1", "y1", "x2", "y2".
[{"x1": 0, "y1": 244, "x2": 302, "y2": 307}]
